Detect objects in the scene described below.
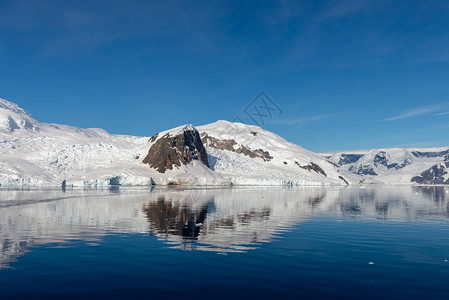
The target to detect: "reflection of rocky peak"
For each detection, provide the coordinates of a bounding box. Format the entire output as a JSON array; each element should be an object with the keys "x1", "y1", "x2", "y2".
[
  {"x1": 143, "y1": 125, "x2": 209, "y2": 173},
  {"x1": 138, "y1": 187, "x2": 449, "y2": 252},
  {"x1": 142, "y1": 196, "x2": 212, "y2": 239},
  {"x1": 141, "y1": 195, "x2": 272, "y2": 243}
]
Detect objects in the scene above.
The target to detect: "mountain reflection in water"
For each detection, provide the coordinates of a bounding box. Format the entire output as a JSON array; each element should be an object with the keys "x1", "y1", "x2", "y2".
[
  {"x1": 143, "y1": 196, "x2": 213, "y2": 241},
  {"x1": 0, "y1": 186, "x2": 448, "y2": 267}
]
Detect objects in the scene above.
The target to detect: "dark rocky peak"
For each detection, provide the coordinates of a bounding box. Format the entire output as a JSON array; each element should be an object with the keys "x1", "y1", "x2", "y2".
[{"x1": 143, "y1": 125, "x2": 209, "y2": 173}]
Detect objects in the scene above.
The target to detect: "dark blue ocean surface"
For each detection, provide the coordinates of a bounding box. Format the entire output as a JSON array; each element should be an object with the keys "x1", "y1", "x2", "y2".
[{"x1": 0, "y1": 186, "x2": 448, "y2": 299}]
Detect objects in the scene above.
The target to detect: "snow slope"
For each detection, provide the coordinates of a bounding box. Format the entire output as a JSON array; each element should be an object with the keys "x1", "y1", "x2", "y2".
[{"x1": 197, "y1": 121, "x2": 349, "y2": 185}]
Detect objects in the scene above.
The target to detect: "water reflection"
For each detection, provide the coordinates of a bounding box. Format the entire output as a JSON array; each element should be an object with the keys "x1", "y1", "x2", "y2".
[
  {"x1": 0, "y1": 186, "x2": 448, "y2": 267},
  {"x1": 143, "y1": 196, "x2": 214, "y2": 241}
]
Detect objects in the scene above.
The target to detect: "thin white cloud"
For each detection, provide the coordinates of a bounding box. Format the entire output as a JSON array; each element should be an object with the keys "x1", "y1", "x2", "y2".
[
  {"x1": 274, "y1": 110, "x2": 360, "y2": 126},
  {"x1": 275, "y1": 114, "x2": 334, "y2": 125},
  {"x1": 382, "y1": 103, "x2": 449, "y2": 121},
  {"x1": 0, "y1": 0, "x2": 231, "y2": 56},
  {"x1": 434, "y1": 111, "x2": 449, "y2": 116}
]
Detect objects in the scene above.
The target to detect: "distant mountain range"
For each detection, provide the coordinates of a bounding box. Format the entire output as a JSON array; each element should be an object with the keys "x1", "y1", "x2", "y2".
[{"x1": 1, "y1": 97, "x2": 448, "y2": 186}]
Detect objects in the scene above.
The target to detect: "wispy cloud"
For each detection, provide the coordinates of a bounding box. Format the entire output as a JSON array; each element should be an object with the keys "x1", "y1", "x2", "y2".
[
  {"x1": 274, "y1": 113, "x2": 334, "y2": 125},
  {"x1": 0, "y1": 0, "x2": 231, "y2": 56},
  {"x1": 434, "y1": 111, "x2": 449, "y2": 116},
  {"x1": 382, "y1": 103, "x2": 449, "y2": 121},
  {"x1": 273, "y1": 110, "x2": 361, "y2": 127}
]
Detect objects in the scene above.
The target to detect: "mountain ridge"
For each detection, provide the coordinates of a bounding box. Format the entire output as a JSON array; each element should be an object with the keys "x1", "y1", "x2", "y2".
[{"x1": 1, "y1": 97, "x2": 448, "y2": 187}]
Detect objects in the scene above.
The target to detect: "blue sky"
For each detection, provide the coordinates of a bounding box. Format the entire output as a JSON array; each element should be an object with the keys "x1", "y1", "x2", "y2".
[{"x1": 1, "y1": 0, "x2": 449, "y2": 152}]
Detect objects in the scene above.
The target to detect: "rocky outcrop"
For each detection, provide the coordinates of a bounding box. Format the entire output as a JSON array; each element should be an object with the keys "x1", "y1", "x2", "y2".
[
  {"x1": 300, "y1": 162, "x2": 327, "y2": 177},
  {"x1": 143, "y1": 126, "x2": 209, "y2": 173},
  {"x1": 345, "y1": 150, "x2": 413, "y2": 176},
  {"x1": 412, "y1": 149, "x2": 449, "y2": 158},
  {"x1": 373, "y1": 151, "x2": 412, "y2": 170},
  {"x1": 411, "y1": 163, "x2": 449, "y2": 184},
  {"x1": 373, "y1": 151, "x2": 389, "y2": 167},
  {"x1": 6, "y1": 116, "x2": 21, "y2": 132},
  {"x1": 200, "y1": 133, "x2": 273, "y2": 161},
  {"x1": 349, "y1": 164, "x2": 378, "y2": 176},
  {"x1": 337, "y1": 154, "x2": 363, "y2": 166},
  {"x1": 149, "y1": 133, "x2": 159, "y2": 143},
  {"x1": 411, "y1": 155, "x2": 449, "y2": 185},
  {"x1": 339, "y1": 176, "x2": 349, "y2": 185}
]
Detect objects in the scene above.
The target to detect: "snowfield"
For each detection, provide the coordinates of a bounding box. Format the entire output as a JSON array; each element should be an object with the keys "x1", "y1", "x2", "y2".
[{"x1": 1, "y1": 97, "x2": 448, "y2": 186}]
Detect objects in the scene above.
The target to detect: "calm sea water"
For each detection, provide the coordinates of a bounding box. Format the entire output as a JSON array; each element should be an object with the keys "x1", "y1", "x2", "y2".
[{"x1": 0, "y1": 186, "x2": 448, "y2": 299}]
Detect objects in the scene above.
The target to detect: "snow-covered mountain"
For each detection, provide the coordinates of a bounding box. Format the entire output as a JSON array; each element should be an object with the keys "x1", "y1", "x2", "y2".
[
  {"x1": 322, "y1": 147, "x2": 449, "y2": 185},
  {"x1": 1, "y1": 97, "x2": 448, "y2": 186},
  {"x1": 197, "y1": 121, "x2": 348, "y2": 185},
  {"x1": 0, "y1": 98, "x2": 155, "y2": 186},
  {"x1": 0, "y1": 98, "x2": 346, "y2": 186},
  {"x1": 0, "y1": 98, "x2": 110, "y2": 138}
]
